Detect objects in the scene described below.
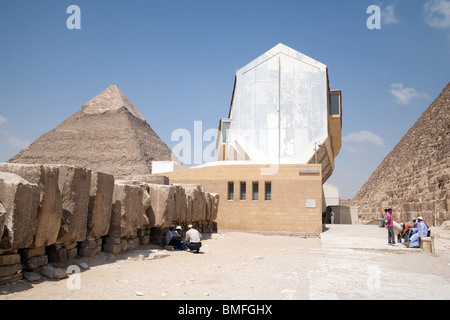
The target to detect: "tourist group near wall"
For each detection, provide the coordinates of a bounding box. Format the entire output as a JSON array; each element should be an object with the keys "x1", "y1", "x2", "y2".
[{"x1": 0, "y1": 163, "x2": 219, "y2": 285}]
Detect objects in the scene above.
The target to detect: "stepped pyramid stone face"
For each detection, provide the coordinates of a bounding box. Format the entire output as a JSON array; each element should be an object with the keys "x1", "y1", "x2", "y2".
[
  {"x1": 351, "y1": 82, "x2": 450, "y2": 226},
  {"x1": 81, "y1": 85, "x2": 145, "y2": 121},
  {"x1": 9, "y1": 85, "x2": 180, "y2": 178}
]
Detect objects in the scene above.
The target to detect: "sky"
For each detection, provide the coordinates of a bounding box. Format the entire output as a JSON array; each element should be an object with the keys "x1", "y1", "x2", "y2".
[{"x1": 0, "y1": 0, "x2": 449, "y2": 199}]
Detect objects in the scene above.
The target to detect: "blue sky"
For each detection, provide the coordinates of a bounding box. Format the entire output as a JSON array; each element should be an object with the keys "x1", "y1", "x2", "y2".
[{"x1": 0, "y1": 0, "x2": 449, "y2": 198}]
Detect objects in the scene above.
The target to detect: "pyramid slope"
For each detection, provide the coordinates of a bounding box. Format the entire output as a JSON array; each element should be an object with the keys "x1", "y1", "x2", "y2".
[
  {"x1": 351, "y1": 82, "x2": 450, "y2": 225},
  {"x1": 9, "y1": 85, "x2": 179, "y2": 177}
]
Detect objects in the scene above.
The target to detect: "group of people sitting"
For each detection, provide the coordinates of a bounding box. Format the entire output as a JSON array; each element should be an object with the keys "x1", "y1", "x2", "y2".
[
  {"x1": 398, "y1": 216, "x2": 430, "y2": 248},
  {"x1": 165, "y1": 224, "x2": 203, "y2": 253},
  {"x1": 381, "y1": 209, "x2": 430, "y2": 248}
]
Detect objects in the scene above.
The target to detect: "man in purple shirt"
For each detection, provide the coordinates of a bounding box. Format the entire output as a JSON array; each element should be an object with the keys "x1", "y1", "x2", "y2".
[{"x1": 386, "y1": 208, "x2": 396, "y2": 246}]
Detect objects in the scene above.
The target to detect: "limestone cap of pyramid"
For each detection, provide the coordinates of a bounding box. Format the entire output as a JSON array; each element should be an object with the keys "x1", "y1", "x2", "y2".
[{"x1": 81, "y1": 85, "x2": 146, "y2": 121}]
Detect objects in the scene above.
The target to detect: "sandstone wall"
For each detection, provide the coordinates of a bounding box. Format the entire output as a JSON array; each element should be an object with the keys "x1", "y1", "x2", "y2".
[{"x1": 0, "y1": 163, "x2": 218, "y2": 285}]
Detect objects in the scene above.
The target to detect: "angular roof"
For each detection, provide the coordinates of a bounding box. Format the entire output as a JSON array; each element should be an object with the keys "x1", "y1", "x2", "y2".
[
  {"x1": 237, "y1": 43, "x2": 327, "y2": 76},
  {"x1": 9, "y1": 85, "x2": 180, "y2": 177}
]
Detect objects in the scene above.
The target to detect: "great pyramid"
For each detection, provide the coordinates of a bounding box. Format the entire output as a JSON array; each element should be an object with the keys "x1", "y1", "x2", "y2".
[
  {"x1": 9, "y1": 85, "x2": 181, "y2": 177},
  {"x1": 351, "y1": 82, "x2": 450, "y2": 226}
]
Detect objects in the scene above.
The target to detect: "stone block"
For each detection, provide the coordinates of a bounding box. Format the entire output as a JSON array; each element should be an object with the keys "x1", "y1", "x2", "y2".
[
  {"x1": 121, "y1": 238, "x2": 128, "y2": 251},
  {"x1": 79, "y1": 239, "x2": 97, "y2": 249},
  {"x1": 0, "y1": 273, "x2": 22, "y2": 285},
  {"x1": 205, "y1": 193, "x2": 213, "y2": 222},
  {"x1": 87, "y1": 171, "x2": 114, "y2": 239},
  {"x1": 0, "y1": 163, "x2": 63, "y2": 248},
  {"x1": 57, "y1": 166, "x2": 92, "y2": 244},
  {"x1": 0, "y1": 172, "x2": 40, "y2": 251},
  {"x1": 420, "y1": 237, "x2": 432, "y2": 252},
  {"x1": 137, "y1": 229, "x2": 146, "y2": 237},
  {"x1": 46, "y1": 245, "x2": 68, "y2": 263},
  {"x1": 173, "y1": 185, "x2": 187, "y2": 223},
  {"x1": 24, "y1": 255, "x2": 48, "y2": 270},
  {"x1": 103, "y1": 243, "x2": 121, "y2": 255},
  {"x1": 0, "y1": 254, "x2": 21, "y2": 266},
  {"x1": 109, "y1": 181, "x2": 148, "y2": 238},
  {"x1": 0, "y1": 263, "x2": 22, "y2": 278},
  {"x1": 181, "y1": 184, "x2": 206, "y2": 222},
  {"x1": 139, "y1": 234, "x2": 150, "y2": 245},
  {"x1": 67, "y1": 247, "x2": 78, "y2": 261},
  {"x1": 146, "y1": 184, "x2": 175, "y2": 228},
  {"x1": 64, "y1": 241, "x2": 78, "y2": 250},
  {"x1": 127, "y1": 238, "x2": 139, "y2": 250},
  {"x1": 185, "y1": 194, "x2": 193, "y2": 223},
  {"x1": 0, "y1": 203, "x2": 5, "y2": 240},
  {"x1": 104, "y1": 236, "x2": 121, "y2": 244},
  {"x1": 78, "y1": 246, "x2": 98, "y2": 258},
  {"x1": 20, "y1": 246, "x2": 46, "y2": 259},
  {"x1": 210, "y1": 193, "x2": 220, "y2": 221}
]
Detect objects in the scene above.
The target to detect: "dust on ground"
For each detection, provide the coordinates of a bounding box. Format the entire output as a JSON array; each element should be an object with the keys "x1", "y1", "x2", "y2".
[{"x1": 1, "y1": 225, "x2": 449, "y2": 300}]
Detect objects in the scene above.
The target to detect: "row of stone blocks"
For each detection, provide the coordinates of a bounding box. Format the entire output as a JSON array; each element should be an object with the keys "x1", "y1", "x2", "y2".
[
  {"x1": 0, "y1": 221, "x2": 218, "y2": 285},
  {"x1": 0, "y1": 163, "x2": 219, "y2": 284}
]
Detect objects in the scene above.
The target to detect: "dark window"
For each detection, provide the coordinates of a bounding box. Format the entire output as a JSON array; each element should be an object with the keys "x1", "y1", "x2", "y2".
[
  {"x1": 228, "y1": 182, "x2": 234, "y2": 200},
  {"x1": 240, "y1": 182, "x2": 246, "y2": 200},
  {"x1": 265, "y1": 182, "x2": 271, "y2": 201},
  {"x1": 330, "y1": 92, "x2": 341, "y2": 115},
  {"x1": 252, "y1": 182, "x2": 259, "y2": 200}
]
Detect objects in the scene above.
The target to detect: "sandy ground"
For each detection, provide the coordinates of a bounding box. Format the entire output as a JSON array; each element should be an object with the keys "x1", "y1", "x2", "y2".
[{"x1": 0, "y1": 224, "x2": 449, "y2": 301}]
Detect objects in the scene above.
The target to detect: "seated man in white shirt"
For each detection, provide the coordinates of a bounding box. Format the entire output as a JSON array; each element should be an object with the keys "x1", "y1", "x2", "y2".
[{"x1": 185, "y1": 224, "x2": 202, "y2": 253}]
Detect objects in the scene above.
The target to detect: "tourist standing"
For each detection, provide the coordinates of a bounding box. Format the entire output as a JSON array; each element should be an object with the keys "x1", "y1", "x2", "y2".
[{"x1": 386, "y1": 208, "x2": 396, "y2": 245}]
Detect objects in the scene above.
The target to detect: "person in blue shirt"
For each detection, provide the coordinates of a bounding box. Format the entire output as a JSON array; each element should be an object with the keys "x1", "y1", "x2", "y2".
[
  {"x1": 409, "y1": 217, "x2": 428, "y2": 248},
  {"x1": 412, "y1": 217, "x2": 419, "y2": 229},
  {"x1": 166, "y1": 225, "x2": 183, "y2": 249}
]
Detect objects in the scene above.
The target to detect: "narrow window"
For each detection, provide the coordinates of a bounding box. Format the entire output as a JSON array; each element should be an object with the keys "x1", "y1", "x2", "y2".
[
  {"x1": 265, "y1": 182, "x2": 271, "y2": 201},
  {"x1": 240, "y1": 182, "x2": 246, "y2": 200},
  {"x1": 252, "y1": 182, "x2": 259, "y2": 200},
  {"x1": 228, "y1": 182, "x2": 234, "y2": 200},
  {"x1": 330, "y1": 91, "x2": 341, "y2": 116}
]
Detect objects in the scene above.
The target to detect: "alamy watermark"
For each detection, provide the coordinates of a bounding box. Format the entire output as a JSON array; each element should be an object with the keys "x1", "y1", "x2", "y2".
[
  {"x1": 66, "y1": 5, "x2": 81, "y2": 30},
  {"x1": 65, "y1": 5, "x2": 381, "y2": 31},
  {"x1": 366, "y1": 264, "x2": 381, "y2": 290},
  {"x1": 171, "y1": 121, "x2": 216, "y2": 165},
  {"x1": 367, "y1": 5, "x2": 382, "y2": 30},
  {"x1": 66, "y1": 265, "x2": 81, "y2": 290},
  {"x1": 170, "y1": 121, "x2": 280, "y2": 175}
]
